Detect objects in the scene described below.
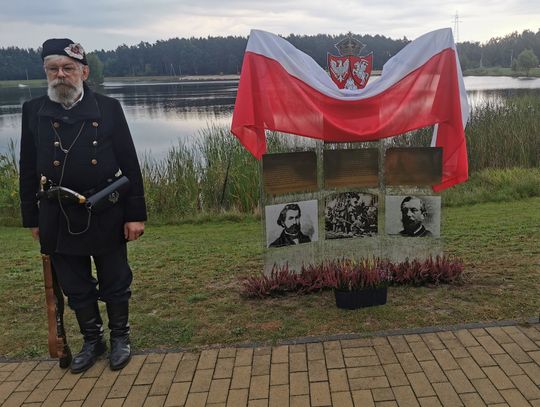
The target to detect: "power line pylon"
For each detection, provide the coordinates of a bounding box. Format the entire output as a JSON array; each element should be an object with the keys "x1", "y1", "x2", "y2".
[{"x1": 453, "y1": 12, "x2": 462, "y2": 43}]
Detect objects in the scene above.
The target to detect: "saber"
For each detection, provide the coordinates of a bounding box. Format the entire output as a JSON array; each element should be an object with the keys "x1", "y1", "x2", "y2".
[{"x1": 42, "y1": 254, "x2": 72, "y2": 368}]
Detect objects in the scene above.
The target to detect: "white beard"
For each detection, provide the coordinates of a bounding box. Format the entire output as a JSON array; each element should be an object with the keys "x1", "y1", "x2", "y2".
[{"x1": 47, "y1": 79, "x2": 83, "y2": 107}]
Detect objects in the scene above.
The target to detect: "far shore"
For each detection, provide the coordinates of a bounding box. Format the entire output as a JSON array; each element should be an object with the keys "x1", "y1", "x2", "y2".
[
  {"x1": 0, "y1": 75, "x2": 242, "y2": 88},
  {"x1": 1, "y1": 67, "x2": 539, "y2": 88}
]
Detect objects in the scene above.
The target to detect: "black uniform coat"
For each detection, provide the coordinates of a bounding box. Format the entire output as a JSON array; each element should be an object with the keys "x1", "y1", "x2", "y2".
[
  {"x1": 19, "y1": 83, "x2": 147, "y2": 255},
  {"x1": 269, "y1": 231, "x2": 311, "y2": 248},
  {"x1": 399, "y1": 225, "x2": 433, "y2": 237}
]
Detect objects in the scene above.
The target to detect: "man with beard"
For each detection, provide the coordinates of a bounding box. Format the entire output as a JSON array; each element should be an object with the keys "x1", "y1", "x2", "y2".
[
  {"x1": 269, "y1": 203, "x2": 311, "y2": 247},
  {"x1": 19, "y1": 39, "x2": 146, "y2": 373},
  {"x1": 399, "y1": 196, "x2": 433, "y2": 237}
]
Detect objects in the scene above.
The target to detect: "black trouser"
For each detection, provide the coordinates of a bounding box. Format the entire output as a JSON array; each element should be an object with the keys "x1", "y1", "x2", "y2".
[{"x1": 51, "y1": 244, "x2": 133, "y2": 310}]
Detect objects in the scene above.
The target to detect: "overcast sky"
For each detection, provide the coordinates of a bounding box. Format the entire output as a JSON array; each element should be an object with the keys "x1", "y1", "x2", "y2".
[{"x1": 1, "y1": 1, "x2": 539, "y2": 51}]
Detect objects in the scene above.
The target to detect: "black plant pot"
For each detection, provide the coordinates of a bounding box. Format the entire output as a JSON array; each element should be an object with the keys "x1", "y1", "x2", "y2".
[{"x1": 334, "y1": 287, "x2": 387, "y2": 310}]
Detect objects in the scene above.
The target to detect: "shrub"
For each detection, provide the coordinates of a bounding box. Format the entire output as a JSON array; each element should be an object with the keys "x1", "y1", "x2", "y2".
[
  {"x1": 320, "y1": 258, "x2": 391, "y2": 291},
  {"x1": 240, "y1": 256, "x2": 464, "y2": 298},
  {"x1": 387, "y1": 256, "x2": 464, "y2": 286}
]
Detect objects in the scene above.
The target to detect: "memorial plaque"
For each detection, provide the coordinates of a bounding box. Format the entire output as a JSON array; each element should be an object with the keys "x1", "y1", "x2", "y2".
[
  {"x1": 385, "y1": 147, "x2": 442, "y2": 186},
  {"x1": 324, "y1": 148, "x2": 379, "y2": 188},
  {"x1": 262, "y1": 152, "x2": 317, "y2": 195}
]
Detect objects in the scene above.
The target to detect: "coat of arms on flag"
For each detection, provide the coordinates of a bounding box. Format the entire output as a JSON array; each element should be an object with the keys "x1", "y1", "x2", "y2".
[{"x1": 327, "y1": 33, "x2": 373, "y2": 90}]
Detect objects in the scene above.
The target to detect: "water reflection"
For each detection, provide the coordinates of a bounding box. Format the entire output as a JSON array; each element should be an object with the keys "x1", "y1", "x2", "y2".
[
  {"x1": 1, "y1": 77, "x2": 539, "y2": 157},
  {"x1": 463, "y1": 76, "x2": 540, "y2": 91},
  {"x1": 467, "y1": 88, "x2": 540, "y2": 110},
  {"x1": 107, "y1": 82, "x2": 237, "y2": 154},
  {"x1": 0, "y1": 81, "x2": 238, "y2": 156}
]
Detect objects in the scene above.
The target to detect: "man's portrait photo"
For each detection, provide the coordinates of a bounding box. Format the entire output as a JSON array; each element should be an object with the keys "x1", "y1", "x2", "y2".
[
  {"x1": 385, "y1": 195, "x2": 441, "y2": 237},
  {"x1": 325, "y1": 192, "x2": 378, "y2": 239},
  {"x1": 265, "y1": 200, "x2": 318, "y2": 248}
]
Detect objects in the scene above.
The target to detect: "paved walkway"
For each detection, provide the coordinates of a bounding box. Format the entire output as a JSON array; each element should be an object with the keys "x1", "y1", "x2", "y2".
[{"x1": 1, "y1": 321, "x2": 539, "y2": 407}]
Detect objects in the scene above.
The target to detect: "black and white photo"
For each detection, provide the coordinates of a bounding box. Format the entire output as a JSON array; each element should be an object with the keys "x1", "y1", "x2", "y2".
[
  {"x1": 265, "y1": 200, "x2": 318, "y2": 248},
  {"x1": 325, "y1": 193, "x2": 378, "y2": 239},
  {"x1": 385, "y1": 195, "x2": 441, "y2": 237}
]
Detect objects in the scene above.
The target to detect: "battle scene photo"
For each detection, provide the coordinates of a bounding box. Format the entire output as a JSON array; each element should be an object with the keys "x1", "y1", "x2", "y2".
[{"x1": 325, "y1": 192, "x2": 378, "y2": 239}]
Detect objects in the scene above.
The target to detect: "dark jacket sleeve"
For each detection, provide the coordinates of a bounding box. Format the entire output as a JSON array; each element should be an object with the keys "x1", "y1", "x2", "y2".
[
  {"x1": 111, "y1": 99, "x2": 147, "y2": 222},
  {"x1": 19, "y1": 101, "x2": 39, "y2": 227}
]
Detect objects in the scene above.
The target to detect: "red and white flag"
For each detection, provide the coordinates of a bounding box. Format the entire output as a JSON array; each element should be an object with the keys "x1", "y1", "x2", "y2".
[{"x1": 231, "y1": 28, "x2": 469, "y2": 191}]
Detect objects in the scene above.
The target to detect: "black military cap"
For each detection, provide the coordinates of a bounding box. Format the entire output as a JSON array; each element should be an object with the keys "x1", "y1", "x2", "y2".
[{"x1": 41, "y1": 38, "x2": 88, "y2": 65}]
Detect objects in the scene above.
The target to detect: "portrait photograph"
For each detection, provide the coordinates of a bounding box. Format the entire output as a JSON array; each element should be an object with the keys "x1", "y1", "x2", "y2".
[
  {"x1": 325, "y1": 192, "x2": 378, "y2": 239},
  {"x1": 385, "y1": 195, "x2": 441, "y2": 237},
  {"x1": 265, "y1": 200, "x2": 318, "y2": 248}
]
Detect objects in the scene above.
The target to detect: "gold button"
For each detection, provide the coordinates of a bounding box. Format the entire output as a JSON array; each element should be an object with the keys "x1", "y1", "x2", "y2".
[
  {"x1": 53, "y1": 160, "x2": 61, "y2": 166},
  {"x1": 54, "y1": 141, "x2": 60, "y2": 147},
  {"x1": 91, "y1": 159, "x2": 98, "y2": 165},
  {"x1": 53, "y1": 122, "x2": 60, "y2": 128},
  {"x1": 92, "y1": 140, "x2": 98, "y2": 146},
  {"x1": 92, "y1": 122, "x2": 99, "y2": 127}
]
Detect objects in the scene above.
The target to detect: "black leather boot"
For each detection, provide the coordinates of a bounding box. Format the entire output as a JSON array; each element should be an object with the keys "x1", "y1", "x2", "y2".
[
  {"x1": 106, "y1": 302, "x2": 131, "y2": 370},
  {"x1": 70, "y1": 303, "x2": 107, "y2": 374}
]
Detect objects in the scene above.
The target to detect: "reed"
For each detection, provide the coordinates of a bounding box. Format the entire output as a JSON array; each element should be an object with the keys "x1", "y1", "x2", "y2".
[
  {"x1": 1, "y1": 94, "x2": 539, "y2": 224},
  {"x1": 197, "y1": 124, "x2": 260, "y2": 213},
  {"x1": 140, "y1": 126, "x2": 297, "y2": 222},
  {"x1": 466, "y1": 95, "x2": 540, "y2": 172},
  {"x1": 140, "y1": 142, "x2": 200, "y2": 221},
  {"x1": 442, "y1": 167, "x2": 540, "y2": 207},
  {"x1": 0, "y1": 140, "x2": 20, "y2": 226},
  {"x1": 386, "y1": 94, "x2": 540, "y2": 172},
  {"x1": 138, "y1": 95, "x2": 540, "y2": 219}
]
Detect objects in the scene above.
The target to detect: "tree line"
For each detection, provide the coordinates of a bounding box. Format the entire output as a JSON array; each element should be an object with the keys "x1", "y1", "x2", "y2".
[{"x1": 1, "y1": 29, "x2": 539, "y2": 81}]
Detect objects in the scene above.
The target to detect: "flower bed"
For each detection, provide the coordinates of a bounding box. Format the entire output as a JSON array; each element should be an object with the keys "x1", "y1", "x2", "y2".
[{"x1": 240, "y1": 256, "x2": 464, "y2": 298}]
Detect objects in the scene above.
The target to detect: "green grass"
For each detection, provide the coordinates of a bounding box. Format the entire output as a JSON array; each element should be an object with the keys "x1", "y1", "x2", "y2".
[
  {"x1": 442, "y1": 167, "x2": 540, "y2": 207},
  {"x1": 1, "y1": 197, "x2": 538, "y2": 358}
]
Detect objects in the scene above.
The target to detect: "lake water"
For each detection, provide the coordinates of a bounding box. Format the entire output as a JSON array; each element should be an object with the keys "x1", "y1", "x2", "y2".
[{"x1": 1, "y1": 76, "x2": 539, "y2": 157}]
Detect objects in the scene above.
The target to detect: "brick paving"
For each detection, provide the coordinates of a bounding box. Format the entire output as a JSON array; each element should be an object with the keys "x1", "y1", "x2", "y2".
[{"x1": 0, "y1": 321, "x2": 539, "y2": 406}]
